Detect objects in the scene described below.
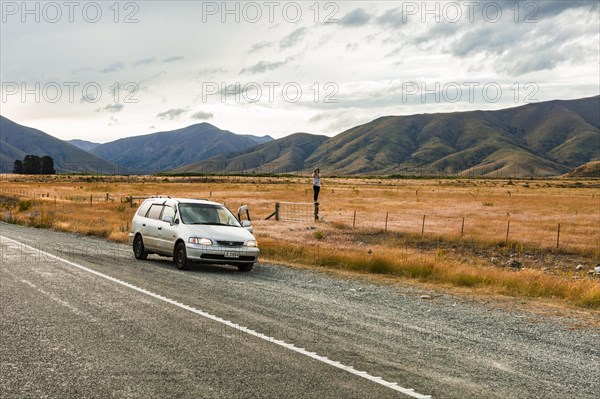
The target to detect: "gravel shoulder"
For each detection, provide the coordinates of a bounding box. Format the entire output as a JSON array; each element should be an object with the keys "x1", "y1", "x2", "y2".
[{"x1": 1, "y1": 223, "x2": 599, "y2": 399}]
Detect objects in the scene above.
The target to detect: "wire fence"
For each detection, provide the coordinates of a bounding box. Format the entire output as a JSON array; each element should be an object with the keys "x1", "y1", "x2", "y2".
[
  {"x1": 272, "y1": 202, "x2": 318, "y2": 222},
  {"x1": 1, "y1": 186, "x2": 598, "y2": 253},
  {"x1": 271, "y1": 201, "x2": 600, "y2": 253},
  {"x1": 0, "y1": 187, "x2": 122, "y2": 205}
]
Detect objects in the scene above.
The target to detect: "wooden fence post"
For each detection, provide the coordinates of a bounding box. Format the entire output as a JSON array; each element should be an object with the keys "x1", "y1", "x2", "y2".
[
  {"x1": 421, "y1": 215, "x2": 426, "y2": 235},
  {"x1": 275, "y1": 202, "x2": 280, "y2": 221},
  {"x1": 505, "y1": 220, "x2": 510, "y2": 244},
  {"x1": 353, "y1": 210, "x2": 356, "y2": 228},
  {"x1": 461, "y1": 217, "x2": 465, "y2": 238},
  {"x1": 556, "y1": 223, "x2": 561, "y2": 249},
  {"x1": 385, "y1": 212, "x2": 389, "y2": 232}
]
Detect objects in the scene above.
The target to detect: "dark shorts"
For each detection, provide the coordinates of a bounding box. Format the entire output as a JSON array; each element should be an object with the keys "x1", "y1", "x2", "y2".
[{"x1": 313, "y1": 185, "x2": 320, "y2": 202}]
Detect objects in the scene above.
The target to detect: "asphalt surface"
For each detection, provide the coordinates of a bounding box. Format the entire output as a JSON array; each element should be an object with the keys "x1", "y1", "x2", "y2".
[{"x1": 1, "y1": 222, "x2": 599, "y2": 399}]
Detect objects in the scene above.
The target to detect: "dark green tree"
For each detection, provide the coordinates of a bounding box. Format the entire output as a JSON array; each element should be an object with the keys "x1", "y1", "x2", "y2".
[
  {"x1": 40, "y1": 156, "x2": 55, "y2": 174},
  {"x1": 23, "y1": 155, "x2": 41, "y2": 174},
  {"x1": 13, "y1": 160, "x2": 23, "y2": 174}
]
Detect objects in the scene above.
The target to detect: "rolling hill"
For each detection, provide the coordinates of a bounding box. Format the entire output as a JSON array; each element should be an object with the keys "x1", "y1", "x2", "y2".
[
  {"x1": 304, "y1": 96, "x2": 599, "y2": 177},
  {"x1": 90, "y1": 123, "x2": 273, "y2": 174},
  {"x1": 0, "y1": 116, "x2": 116, "y2": 174},
  {"x1": 175, "y1": 96, "x2": 599, "y2": 177},
  {"x1": 67, "y1": 139, "x2": 101, "y2": 152},
  {"x1": 563, "y1": 161, "x2": 600, "y2": 178},
  {"x1": 173, "y1": 133, "x2": 328, "y2": 174}
]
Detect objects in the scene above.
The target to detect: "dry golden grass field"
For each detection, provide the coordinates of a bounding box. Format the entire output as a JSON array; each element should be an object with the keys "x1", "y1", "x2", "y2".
[{"x1": 1, "y1": 174, "x2": 599, "y2": 309}]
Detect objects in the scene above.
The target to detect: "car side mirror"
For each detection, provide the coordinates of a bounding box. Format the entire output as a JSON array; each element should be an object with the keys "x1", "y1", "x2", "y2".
[
  {"x1": 162, "y1": 215, "x2": 173, "y2": 224},
  {"x1": 242, "y1": 220, "x2": 253, "y2": 233}
]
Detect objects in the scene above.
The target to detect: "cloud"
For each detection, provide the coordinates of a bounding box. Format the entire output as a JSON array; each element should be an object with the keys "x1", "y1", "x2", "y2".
[
  {"x1": 239, "y1": 57, "x2": 293, "y2": 74},
  {"x1": 339, "y1": 8, "x2": 372, "y2": 27},
  {"x1": 280, "y1": 27, "x2": 307, "y2": 49},
  {"x1": 200, "y1": 67, "x2": 227, "y2": 73},
  {"x1": 163, "y1": 56, "x2": 185, "y2": 63},
  {"x1": 157, "y1": 108, "x2": 187, "y2": 119},
  {"x1": 445, "y1": 11, "x2": 596, "y2": 75},
  {"x1": 376, "y1": 8, "x2": 405, "y2": 29},
  {"x1": 247, "y1": 41, "x2": 274, "y2": 54},
  {"x1": 346, "y1": 43, "x2": 358, "y2": 51},
  {"x1": 100, "y1": 62, "x2": 124, "y2": 73},
  {"x1": 450, "y1": 26, "x2": 514, "y2": 58},
  {"x1": 191, "y1": 111, "x2": 214, "y2": 120},
  {"x1": 308, "y1": 112, "x2": 332, "y2": 123},
  {"x1": 71, "y1": 66, "x2": 93, "y2": 75},
  {"x1": 134, "y1": 57, "x2": 156, "y2": 66},
  {"x1": 496, "y1": 0, "x2": 599, "y2": 18},
  {"x1": 80, "y1": 94, "x2": 97, "y2": 103},
  {"x1": 195, "y1": 68, "x2": 227, "y2": 83},
  {"x1": 96, "y1": 103, "x2": 124, "y2": 113}
]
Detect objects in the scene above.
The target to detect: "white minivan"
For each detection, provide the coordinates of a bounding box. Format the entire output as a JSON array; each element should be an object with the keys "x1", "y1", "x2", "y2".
[{"x1": 129, "y1": 197, "x2": 259, "y2": 271}]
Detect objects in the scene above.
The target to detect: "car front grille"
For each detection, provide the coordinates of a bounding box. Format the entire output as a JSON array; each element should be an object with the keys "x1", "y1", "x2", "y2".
[{"x1": 217, "y1": 241, "x2": 244, "y2": 247}]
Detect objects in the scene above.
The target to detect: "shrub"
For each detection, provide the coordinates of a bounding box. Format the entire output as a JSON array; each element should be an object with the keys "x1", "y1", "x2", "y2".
[{"x1": 18, "y1": 201, "x2": 33, "y2": 212}]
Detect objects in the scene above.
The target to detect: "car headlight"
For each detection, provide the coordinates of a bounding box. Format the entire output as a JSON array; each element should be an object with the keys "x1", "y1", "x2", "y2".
[
  {"x1": 189, "y1": 237, "x2": 213, "y2": 246},
  {"x1": 245, "y1": 240, "x2": 257, "y2": 247}
]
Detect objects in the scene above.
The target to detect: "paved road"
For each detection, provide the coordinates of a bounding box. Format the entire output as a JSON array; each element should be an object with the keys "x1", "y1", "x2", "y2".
[{"x1": 1, "y1": 223, "x2": 598, "y2": 398}]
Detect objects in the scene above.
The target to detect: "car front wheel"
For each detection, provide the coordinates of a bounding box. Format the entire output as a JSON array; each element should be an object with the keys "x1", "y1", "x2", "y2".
[
  {"x1": 174, "y1": 242, "x2": 189, "y2": 270},
  {"x1": 133, "y1": 234, "x2": 148, "y2": 260}
]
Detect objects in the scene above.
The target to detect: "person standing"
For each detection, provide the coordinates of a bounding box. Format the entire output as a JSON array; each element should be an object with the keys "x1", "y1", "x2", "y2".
[{"x1": 312, "y1": 168, "x2": 321, "y2": 203}]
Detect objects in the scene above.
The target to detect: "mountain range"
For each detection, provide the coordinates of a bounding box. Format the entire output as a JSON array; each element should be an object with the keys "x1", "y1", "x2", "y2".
[
  {"x1": 178, "y1": 96, "x2": 600, "y2": 177},
  {"x1": 0, "y1": 116, "x2": 116, "y2": 174},
  {"x1": 67, "y1": 139, "x2": 100, "y2": 152},
  {"x1": 1, "y1": 95, "x2": 598, "y2": 177},
  {"x1": 173, "y1": 133, "x2": 328, "y2": 174},
  {"x1": 89, "y1": 124, "x2": 272, "y2": 174}
]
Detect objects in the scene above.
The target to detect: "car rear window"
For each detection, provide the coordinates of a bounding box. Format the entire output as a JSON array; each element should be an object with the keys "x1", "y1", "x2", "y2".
[
  {"x1": 137, "y1": 201, "x2": 153, "y2": 217},
  {"x1": 146, "y1": 204, "x2": 163, "y2": 220}
]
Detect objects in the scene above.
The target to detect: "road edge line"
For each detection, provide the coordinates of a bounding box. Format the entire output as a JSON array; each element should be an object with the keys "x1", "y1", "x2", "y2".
[{"x1": 1, "y1": 235, "x2": 432, "y2": 399}]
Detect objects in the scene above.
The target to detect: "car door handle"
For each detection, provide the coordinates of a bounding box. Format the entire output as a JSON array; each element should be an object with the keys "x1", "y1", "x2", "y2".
[{"x1": 158, "y1": 227, "x2": 162, "y2": 230}]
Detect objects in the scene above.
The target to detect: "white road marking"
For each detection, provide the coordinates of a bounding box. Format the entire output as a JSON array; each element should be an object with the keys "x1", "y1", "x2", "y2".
[{"x1": 1, "y1": 235, "x2": 432, "y2": 399}]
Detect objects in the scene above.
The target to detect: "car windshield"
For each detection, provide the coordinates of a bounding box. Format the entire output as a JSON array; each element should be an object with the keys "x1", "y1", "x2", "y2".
[{"x1": 178, "y1": 203, "x2": 241, "y2": 227}]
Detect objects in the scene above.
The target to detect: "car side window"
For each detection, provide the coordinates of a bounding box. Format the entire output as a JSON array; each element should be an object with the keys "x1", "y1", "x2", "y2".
[
  {"x1": 216, "y1": 208, "x2": 236, "y2": 225},
  {"x1": 146, "y1": 204, "x2": 163, "y2": 220},
  {"x1": 162, "y1": 206, "x2": 175, "y2": 221},
  {"x1": 137, "y1": 201, "x2": 152, "y2": 217}
]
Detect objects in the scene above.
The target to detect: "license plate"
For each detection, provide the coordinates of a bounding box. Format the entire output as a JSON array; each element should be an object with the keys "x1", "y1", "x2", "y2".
[{"x1": 224, "y1": 251, "x2": 239, "y2": 258}]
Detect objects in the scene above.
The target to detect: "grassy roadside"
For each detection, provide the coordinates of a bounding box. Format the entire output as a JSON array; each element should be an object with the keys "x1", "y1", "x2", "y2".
[
  {"x1": 2, "y1": 206, "x2": 599, "y2": 309},
  {"x1": 1, "y1": 174, "x2": 599, "y2": 310},
  {"x1": 258, "y1": 238, "x2": 600, "y2": 309}
]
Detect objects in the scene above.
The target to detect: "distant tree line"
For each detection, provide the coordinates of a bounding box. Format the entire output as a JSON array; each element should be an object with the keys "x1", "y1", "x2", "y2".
[{"x1": 13, "y1": 155, "x2": 55, "y2": 175}]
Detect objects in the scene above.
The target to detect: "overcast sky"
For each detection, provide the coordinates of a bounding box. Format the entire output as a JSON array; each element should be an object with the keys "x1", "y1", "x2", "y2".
[{"x1": 1, "y1": 1, "x2": 599, "y2": 142}]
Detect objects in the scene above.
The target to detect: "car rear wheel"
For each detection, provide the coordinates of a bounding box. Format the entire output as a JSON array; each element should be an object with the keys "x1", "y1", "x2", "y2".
[
  {"x1": 237, "y1": 263, "x2": 254, "y2": 272},
  {"x1": 133, "y1": 234, "x2": 148, "y2": 260},
  {"x1": 174, "y1": 242, "x2": 189, "y2": 270}
]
